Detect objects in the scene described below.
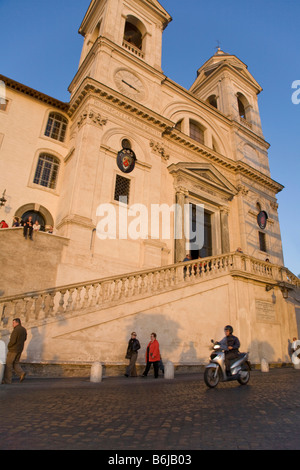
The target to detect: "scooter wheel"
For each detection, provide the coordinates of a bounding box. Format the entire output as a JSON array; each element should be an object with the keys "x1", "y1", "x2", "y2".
[
  {"x1": 237, "y1": 366, "x2": 250, "y2": 385},
  {"x1": 204, "y1": 367, "x2": 220, "y2": 388}
]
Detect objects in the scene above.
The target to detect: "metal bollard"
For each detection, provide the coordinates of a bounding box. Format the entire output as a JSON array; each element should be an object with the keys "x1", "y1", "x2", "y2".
[{"x1": 90, "y1": 362, "x2": 103, "y2": 383}]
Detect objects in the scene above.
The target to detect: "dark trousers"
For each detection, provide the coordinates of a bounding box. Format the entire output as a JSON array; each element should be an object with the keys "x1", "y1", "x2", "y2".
[
  {"x1": 23, "y1": 225, "x2": 33, "y2": 239},
  {"x1": 3, "y1": 351, "x2": 25, "y2": 384},
  {"x1": 225, "y1": 350, "x2": 239, "y2": 373},
  {"x1": 143, "y1": 361, "x2": 159, "y2": 378}
]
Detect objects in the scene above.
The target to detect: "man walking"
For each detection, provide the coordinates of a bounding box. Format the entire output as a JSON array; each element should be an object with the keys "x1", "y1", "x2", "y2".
[{"x1": 3, "y1": 318, "x2": 27, "y2": 384}]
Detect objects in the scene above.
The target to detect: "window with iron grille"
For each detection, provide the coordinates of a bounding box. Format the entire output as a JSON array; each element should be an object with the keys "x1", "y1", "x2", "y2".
[
  {"x1": 45, "y1": 112, "x2": 68, "y2": 142},
  {"x1": 33, "y1": 153, "x2": 60, "y2": 189},
  {"x1": 114, "y1": 174, "x2": 130, "y2": 203}
]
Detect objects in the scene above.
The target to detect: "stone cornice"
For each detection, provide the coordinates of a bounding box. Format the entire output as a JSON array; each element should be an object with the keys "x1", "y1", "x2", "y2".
[
  {"x1": 67, "y1": 78, "x2": 283, "y2": 194},
  {"x1": 68, "y1": 76, "x2": 173, "y2": 131},
  {"x1": 163, "y1": 128, "x2": 283, "y2": 194},
  {"x1": 0, "y1": 74, "x2": 69, "y2": 112}
]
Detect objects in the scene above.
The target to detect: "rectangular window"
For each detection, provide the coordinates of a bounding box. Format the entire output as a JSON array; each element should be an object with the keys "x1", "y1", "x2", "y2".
[
  {"x1": 114, "y1": 174, "x2": 130, "y2": 203},
  {"x1": 259, "y1": 231, "x2": 267, "y2": 252},
  {"x1": 0, "y1": 99, "x2": 8, "y2": 111},
  {"x1": 190, "y1": 120, "x2": 204, "y2": 145}
]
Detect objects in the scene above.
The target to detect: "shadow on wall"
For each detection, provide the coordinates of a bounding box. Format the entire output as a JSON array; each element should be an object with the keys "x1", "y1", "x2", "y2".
[
  {"x1": 248, "y1": 340, "x2": 275, "y2": 364},
  {"x1": 122, "y1": 313, "x2": 182, "y2": 367}
]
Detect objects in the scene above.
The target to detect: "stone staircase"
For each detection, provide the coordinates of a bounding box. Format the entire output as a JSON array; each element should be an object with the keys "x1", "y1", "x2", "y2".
[{"x1": 1, "y1": 252, "x2": 298, "y2": 333}]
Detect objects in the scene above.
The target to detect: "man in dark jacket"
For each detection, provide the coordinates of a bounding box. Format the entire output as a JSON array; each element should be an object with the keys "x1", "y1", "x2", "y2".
[
  {"x1": 125, "y1": 332, "x2": 141, "y2": 377},
  {"x1": 220, "y1": 325, "x2": 240, "y2": 375},
  {"x1": 3, "y1": 318, "x2": 27, "y2": 384},
  {"x1": 23, "y1": 216, "x2": 34, "y2": 240}
]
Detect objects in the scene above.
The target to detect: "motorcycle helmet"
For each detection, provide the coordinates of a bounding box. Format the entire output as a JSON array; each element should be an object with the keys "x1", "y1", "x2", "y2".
[{"x1": 224, "y1": 325, "x2": 233, "y2": 334}]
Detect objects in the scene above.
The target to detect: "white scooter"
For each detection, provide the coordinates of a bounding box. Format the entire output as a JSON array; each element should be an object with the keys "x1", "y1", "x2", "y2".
[{"x1": 204, "y1": 340, "x2": 251, "y2": 388}]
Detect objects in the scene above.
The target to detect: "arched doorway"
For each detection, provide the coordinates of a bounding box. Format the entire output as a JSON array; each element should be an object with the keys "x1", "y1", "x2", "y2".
[
  {"x1": 21, "y1": 210, "x2": 46, "y2": 231},
  {"x1": 15, "y1": 203, "x2": 54, "y2": 232}
]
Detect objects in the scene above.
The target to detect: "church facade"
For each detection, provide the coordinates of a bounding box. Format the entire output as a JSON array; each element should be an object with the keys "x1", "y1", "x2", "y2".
[{"x1": 0, "y1": 0, "x2": 299, "y2": 371}]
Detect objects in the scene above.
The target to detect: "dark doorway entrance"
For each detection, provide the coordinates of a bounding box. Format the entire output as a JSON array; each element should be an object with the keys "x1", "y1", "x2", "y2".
[
  {"x1": 190, "y1": 208, "x2": 212, "y2": 259},
  {"x1": 21, "y1": 211, "x2": 46, "y2": 232}
]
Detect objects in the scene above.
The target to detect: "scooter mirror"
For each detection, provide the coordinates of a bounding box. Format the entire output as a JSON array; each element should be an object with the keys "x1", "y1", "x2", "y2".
[{"x1": 211, "y1": 339, "x2": 214, "y2": 343}]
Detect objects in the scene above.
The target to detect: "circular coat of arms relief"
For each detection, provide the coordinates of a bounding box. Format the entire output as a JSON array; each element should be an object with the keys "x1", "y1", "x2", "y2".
[{"x1": 117, "y1": 148, "x2": 136, "y2": 173}]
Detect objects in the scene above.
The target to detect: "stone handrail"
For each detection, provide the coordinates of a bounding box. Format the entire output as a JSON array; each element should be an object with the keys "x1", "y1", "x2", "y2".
[{"x1": 0, "y1": 252, "x2": 298, "y2": 329}]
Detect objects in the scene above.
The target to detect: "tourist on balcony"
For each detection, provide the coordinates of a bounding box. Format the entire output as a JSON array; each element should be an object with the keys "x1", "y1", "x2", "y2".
[
  {"x1": 23, "y1": 216, "x2": 34, "y2": 240},
  {"x1": 0, "y1": 220, "x2": 8, "y2": 228},
  {"x1": 142, "y1": 333, "x2": 161, "y2": 378},
  {"x1": 33, "y1": 220, "x2": 41, "y2": 234},
  {"x1": 124, "y1": 332, "x2": 141, "y2": 377},
  {"x1": 12, "y1": 217, "x2": 20, "y2": 227}
]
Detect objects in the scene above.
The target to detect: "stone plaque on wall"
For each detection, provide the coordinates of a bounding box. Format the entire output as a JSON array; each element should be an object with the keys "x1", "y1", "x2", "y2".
[{"x1": 255, "y1": 300, "x2": 276, "y2": 323}]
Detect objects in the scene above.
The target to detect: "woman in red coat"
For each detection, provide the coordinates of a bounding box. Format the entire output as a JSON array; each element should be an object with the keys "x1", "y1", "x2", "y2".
[{"x1": 142, "y1": 333, "x2": 161, "y2": 378}]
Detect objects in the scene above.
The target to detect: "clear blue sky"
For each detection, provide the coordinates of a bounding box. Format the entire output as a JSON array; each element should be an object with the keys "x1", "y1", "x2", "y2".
[{"x1": 0, "y1": 0, "x2": 299, "y2": 275}]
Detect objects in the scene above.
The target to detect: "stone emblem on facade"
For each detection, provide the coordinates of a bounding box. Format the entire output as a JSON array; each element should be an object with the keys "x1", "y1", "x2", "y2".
[{"x1": 117, "y1": 148, "x2": 136, "y2": 173}]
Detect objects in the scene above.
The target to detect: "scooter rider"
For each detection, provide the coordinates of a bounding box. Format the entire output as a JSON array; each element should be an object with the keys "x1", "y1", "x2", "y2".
[{"x1": 220, "y1": 325, "x2": 240, "y2": 375}]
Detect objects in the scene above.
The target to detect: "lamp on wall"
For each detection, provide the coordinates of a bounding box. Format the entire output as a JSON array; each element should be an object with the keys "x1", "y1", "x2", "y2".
[
  {"x1": 0, "y1": 189, "x2": 7, "y2": 207},
  {"x1": 278, "y1": 282, "x2": 290, "y2": 299}
]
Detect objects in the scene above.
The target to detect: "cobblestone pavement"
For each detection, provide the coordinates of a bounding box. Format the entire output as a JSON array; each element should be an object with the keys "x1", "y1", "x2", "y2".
[{"x1": 0, "y1": 368, "x2": 300, "y2": 451}]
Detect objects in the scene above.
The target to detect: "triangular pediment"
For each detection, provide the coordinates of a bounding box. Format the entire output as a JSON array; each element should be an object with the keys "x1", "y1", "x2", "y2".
[{"x1": 168, "y1": 162, "x2": 237, "y2": 200}]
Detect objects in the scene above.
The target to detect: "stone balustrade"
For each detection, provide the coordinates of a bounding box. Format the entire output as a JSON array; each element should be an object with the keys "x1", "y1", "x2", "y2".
[
  {"x1": 122, "y1": 40, "x2": 144, "y2": 58},
  {"x1": 1, "y1": 252, "x2": 298, "y2": 330}
]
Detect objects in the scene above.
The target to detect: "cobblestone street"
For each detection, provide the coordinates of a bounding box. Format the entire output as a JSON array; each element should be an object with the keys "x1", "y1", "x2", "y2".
[{"x1": 1, "y1": 368, "x2": 300, "y2": 452}]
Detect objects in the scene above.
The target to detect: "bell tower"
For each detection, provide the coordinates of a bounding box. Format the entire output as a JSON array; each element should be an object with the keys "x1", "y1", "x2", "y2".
[
  {"x1": 190, "y1": 47, "x2": 264, "y2": 139},
  {"x1": 69, "y1": 0, "x2": 172, "y2": 97},
  {"x1": 189, "y1": 47, "x2": 270, "y2": 176}
]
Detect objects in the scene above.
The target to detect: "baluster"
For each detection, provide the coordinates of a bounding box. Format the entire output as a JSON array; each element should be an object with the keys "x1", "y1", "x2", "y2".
[
  {"x1": 133, "y1": 275, "x2": 140, "y2": 295},
  {"x1": 127, "y1": 276, "x2": 134, "y2": 298},
  {"x1": 157, "y1": 270, "x2": 163, "y2": 290},
  {"x1": 48, "y1": 292, "x2": 56, "y2": 317},
  {"x1": 152, "y1": 271, "x2": 159, "y2": 291},
  {"x1": 113, "y1": 279, "x2": 120, "y2": 301},
  {"x1": 96, "y1": 282, "x2": 103, "y2": 305},
  {"x1": 75, "y1": 287, "x2": 83, "y2": 310},
  {"x1": 90, "y1": 285, "x2": 98, "y2": 307},
  {"x1": 164, "y1": 269, "x2": 170, "y2": 288},
  {"x1": 102, "y1": 281, "x2": 110, "y2": 301},
  {"x1": 83, "y1": 286, "x2": 90, "y2": 308},
  {"x1": 170, "y1": 267, "x2": 175, "y2": 286},
  {"x1": 38, "y1": 295, "x2": 46, "y2": 320},
  {"x1": 139, "y1": 274, "x2": 145, "y2": 294},
  {"x1": 29, "y1": 298, "x2": 36, "y2": 321},
  {"x1": 66, "y1": 289, "x2": 75, "y2": 311},
  {"x1": 58, "y1": 291, "x2": 66, "y2": 314},
  {"x1": 120, "y1": 278, "x2": 127, "y2": 299}
]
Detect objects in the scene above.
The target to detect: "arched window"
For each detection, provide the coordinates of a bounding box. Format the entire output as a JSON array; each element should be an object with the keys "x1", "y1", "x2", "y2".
[
  {"x1": 237, "y1": 96, "x2": 246, "y2": 119},
  {"x1": 122, "y1": 17, "x2": 145, "y2": 58},
  {"x1": 237, "y1": 92, "x2": 251, "y2": 125},
  {"x1": 175, "y1": 119, "x2": 183, "y2": 131},
  {"x1": 124, "y1": 21, "x2": 142, "y2": 50},
  {"x1": 189, "y1": 120, "x2": 204, "y2": 145},
  {"x1": 33, "y1": 153, "x2": 60, "y2": 190},
  {"x1": 45, "y1": 112, "x2": 68, "y2": 142},
  {"x1": 207, "y1": 95, "x2": 218, "y2": 109}
]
